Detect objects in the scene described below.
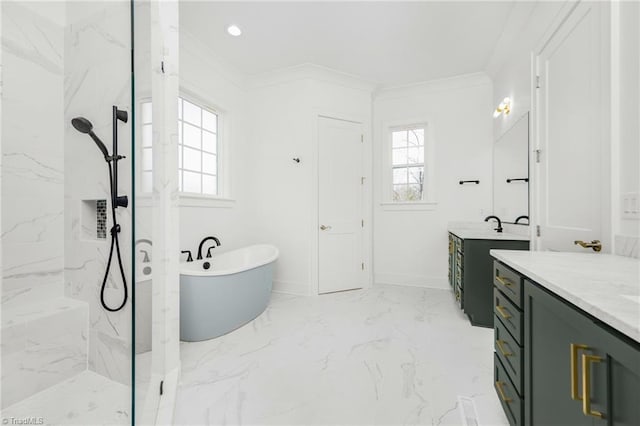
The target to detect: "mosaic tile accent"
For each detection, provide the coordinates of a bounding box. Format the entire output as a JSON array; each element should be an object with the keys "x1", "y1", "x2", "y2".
[{"x1": 97, "y1": 200, "x2": 107, "y2": 239}]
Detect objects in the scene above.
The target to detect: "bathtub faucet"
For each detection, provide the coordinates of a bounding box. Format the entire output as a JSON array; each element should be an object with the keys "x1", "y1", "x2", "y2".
[{"x1": 197, "y1": 236, "x2": 221, "y2": 260}]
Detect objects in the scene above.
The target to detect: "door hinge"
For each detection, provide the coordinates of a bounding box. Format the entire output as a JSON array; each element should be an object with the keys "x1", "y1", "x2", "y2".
[
  {"x1": 361, "y1": 134, "x2": 364, "y2": 143},
  {"x1": 536, "y1": 225, "x2": 541, "y2": 237},
  {"x1": 160, "y1": 380, "x2": 164, "y2": 395},
  {"x1": 535, "y1": 149, "x2": 541, "y2": 163},
  {"x1": 536, "y1": 75, "x2": 541, "y2": 89},
  {"x1": 361, "y1": 262, "x2": 364, "y2": 271},
  {"x1": 361, "y1": 219, "x2": 364, "y2": 228},
  {"x1": 361, "y1": 176, "x2": 366, "y2": 185}
]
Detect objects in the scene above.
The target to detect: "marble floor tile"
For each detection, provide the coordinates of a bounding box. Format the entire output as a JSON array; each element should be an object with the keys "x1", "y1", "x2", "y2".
[
  {"x1": 175, "y1": 285, "x2": 508, "y2": 425},
  {"x1": 1, "y1": 371, "x2": 129, "y2": 426}
]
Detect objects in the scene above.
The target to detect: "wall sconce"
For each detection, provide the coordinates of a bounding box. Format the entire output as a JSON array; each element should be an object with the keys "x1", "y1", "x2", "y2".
[{"x1": 493, "y1": 97, "x2": 511, "y2": 118}]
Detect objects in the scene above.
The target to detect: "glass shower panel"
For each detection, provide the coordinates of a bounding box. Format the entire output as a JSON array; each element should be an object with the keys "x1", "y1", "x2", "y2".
[
  {"x1": 133, "y1": 0, "x2": 159, "y2": 423},
  {"x1": 1, "y1": 1, "x2": 134, "y2": 424}
]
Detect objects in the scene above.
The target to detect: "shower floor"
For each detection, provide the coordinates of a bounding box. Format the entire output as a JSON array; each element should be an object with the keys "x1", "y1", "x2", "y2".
[{"x1": 1, "y1": 371, "x2": 129, "y2": 425}]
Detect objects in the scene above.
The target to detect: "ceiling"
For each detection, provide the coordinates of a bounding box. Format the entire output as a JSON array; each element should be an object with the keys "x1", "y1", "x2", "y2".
[{"x1": 180, "y1": 1, "x2": 518, "y2": 86}]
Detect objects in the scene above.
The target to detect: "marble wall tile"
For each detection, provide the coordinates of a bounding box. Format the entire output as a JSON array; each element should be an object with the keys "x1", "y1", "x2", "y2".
[
  {"x1": 1, "y1": 1, "x2": 65, "y2": 308},
  {"x1": 64, "y1": 0, "x2": 133, "y2": 386},
  {"x1": 1, "y1": 299, "x2": 88, "y2": 408}
]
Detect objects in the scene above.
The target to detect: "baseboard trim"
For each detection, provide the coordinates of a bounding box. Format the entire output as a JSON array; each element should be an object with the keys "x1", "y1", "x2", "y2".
[
  {"x1": 374, "y1": 273, "x2": 448, "y2": 290},
  {"x1": 272, "y1": 280, "x2": 309, "y2": 296}
]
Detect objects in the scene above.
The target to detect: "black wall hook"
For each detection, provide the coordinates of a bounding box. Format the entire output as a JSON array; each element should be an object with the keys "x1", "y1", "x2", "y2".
[
  {"x1": 292, "y1": 158, "x2": 300, "y2": 163},
  {"x1": 506, "y1": 177, "x2": 529, "y2": 183}
]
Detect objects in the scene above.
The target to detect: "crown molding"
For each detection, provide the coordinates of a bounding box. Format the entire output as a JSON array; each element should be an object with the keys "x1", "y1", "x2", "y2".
[
  {"x1": 246, "y1": 63, "x2": 378, "y2": 93},
  {"x1": 374, "y1": 72, "x2": 492, "y2": 101}
]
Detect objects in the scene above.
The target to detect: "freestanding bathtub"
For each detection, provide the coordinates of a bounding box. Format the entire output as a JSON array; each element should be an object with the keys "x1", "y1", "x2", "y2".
[{"x1": 180, "y1": 244, "x2": 279, "y2": 342}]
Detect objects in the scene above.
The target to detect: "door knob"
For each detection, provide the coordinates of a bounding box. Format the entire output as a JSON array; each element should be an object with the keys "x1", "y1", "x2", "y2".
[
  {"x1": 320, "y1": 225, "x2": 332, "y2": 231},
  {"x1": 574, "y1": 240, "x2": 602, "y2": 252}
]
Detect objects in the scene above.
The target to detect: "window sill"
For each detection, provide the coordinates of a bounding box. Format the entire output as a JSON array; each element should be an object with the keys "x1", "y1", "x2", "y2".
[
  {"x1": 135, "y1": 193, "x2": 236, "y2": 209},
  {"x1": 380, "y1": 201, "x2": 438, "y2": 211},
  {"x1": 179, "y1": 193, "x2": 235, "y2": 208}
]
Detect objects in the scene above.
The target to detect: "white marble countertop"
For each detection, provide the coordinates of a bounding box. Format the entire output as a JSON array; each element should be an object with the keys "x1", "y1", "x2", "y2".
[
  {"x1": 449, "y1": 228, "x2": 530, "y2": 241},
  {"x1": 490, "y1": 250, "x2": 640, "y2": 343}
]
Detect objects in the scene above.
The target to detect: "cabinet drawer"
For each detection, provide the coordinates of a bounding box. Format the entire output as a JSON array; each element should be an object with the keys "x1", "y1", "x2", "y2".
[
  {"x1": 493, "y1": 261, "x2": 523, "y2": 307},
  {"x1": 494, "y1": 353, "x2": 523, "y2": 426},
  {"x1": 495, "y1": 316, "x2": 523, "y2": 395},
  {"x1": 494, "y1": 288, "x2": 523, "y2": 345}
]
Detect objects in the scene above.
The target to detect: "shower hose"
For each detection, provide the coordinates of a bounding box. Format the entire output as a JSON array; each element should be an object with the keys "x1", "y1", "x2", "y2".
[{"x1": 100, "y1": 162, "x2": 128, "y2": 312}]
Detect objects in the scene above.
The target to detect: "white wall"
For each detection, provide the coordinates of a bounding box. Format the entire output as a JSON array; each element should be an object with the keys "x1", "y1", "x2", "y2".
[
  {"x1": 489, "y1": 1, "x2": 640, "y2": 256},
  {"x1": 616, "y1": 0, "x2": 640, "y2": 241},
  {"x1": 178, "y1": 31, "x2": 253, "y2": 256},
  {"x1": 373, "y1": 74, "x2": 494, "y2": 289},
  {"x1": 247, "y1": 65, "x2": 373, "y2": 295},
  {"x1": 487, "y1": 1, "x2": 566, "y2": 141}
]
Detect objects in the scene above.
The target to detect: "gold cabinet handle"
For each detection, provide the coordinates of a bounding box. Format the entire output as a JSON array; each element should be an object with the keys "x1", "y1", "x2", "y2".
[
  {"x1": 496, "y1": 305, "x2": 511, "y2": 319},
  {"x1": 574, "y1": 240, "x2": 602, "y2": 252},
  {"x1": 570, "y1": 343, "x2": 589, "y2": 400},
  {"x1": 496, "y1": 339, "x2": 513, "y2": 357},
  {"x1": 496, "y1": 275, "x2": 513, "y2": 287},
  {"x1": 495, "y1": 381, "x2": 512, "y2": 403},
  {"x1": 582, "y1": 354, "x2": 604, "y2": 418}
]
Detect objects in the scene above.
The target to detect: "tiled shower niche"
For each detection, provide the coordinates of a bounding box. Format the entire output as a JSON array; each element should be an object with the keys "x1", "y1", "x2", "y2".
[{"x1": 81, "y1": 199, "x2": 108, "y2": 241}]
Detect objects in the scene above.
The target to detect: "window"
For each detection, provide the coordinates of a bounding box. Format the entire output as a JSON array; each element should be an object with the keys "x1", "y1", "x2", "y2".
[
  {"x1": 140, "y1": 96, "x2": 219, "y2": 196},
  {"x1": 391, "y1": 126, "x2": 425, "y2": 201}
]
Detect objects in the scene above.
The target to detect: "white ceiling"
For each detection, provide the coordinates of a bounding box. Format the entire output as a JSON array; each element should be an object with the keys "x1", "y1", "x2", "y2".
[{"x1": 180, "y1": 1, "x2": 518, "y2": 86}]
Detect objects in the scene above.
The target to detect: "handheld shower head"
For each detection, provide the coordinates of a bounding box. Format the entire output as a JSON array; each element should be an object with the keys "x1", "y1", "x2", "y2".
[
  {"x1": 71, "y1": 117, "x2": 93, "y2": 134},
  {"x1": 71, "y1": 117, "x2": 110, "y2": 160}
]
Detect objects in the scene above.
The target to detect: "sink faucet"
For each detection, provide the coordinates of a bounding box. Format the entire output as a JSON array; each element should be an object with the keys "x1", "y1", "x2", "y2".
[
  {"x1": 514, "y1": 215, "x2": 529, "y2": 225},
  {"x1": 197, "y1": 236, "x2": 221, "y2": 260},
  {"x1": 484, "y1": 215, "x2": 503, "y2": 233}
]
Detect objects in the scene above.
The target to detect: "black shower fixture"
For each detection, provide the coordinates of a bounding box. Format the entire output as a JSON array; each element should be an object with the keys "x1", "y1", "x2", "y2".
[
  {"x1": 71, "y1": 117, "x2": 110, "y2": 160},
  {"x1": 71, "y1": 106, "x2": 129, "y2": 312}
]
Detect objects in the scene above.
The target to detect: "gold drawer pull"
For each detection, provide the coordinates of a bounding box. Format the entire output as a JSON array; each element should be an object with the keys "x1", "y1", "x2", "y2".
[
  {"x1": 495, "y1": 381, "x2": 512, "y2": 403},
  {"x1": 496, "y1": 305, "x2": 511, "y2": 319},
  {"x1": 496, "y1": 275, "x2": 513, "y2": 287},
  {"x1": 570, "y1": 343, "x2": 588, "y2": 400},
  {"x1": 582, "y1": 354, "x2": 604, "y2": 418},
  {"x1": 496, "y1": 339, "x2": 513, "y2": 357}
]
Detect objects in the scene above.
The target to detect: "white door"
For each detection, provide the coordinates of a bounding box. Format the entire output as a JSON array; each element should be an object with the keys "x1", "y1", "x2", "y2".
[
  {"x1": 536, "y1": 1, "x2": 608, "y2": 252},
  {"x1": 318, "y1": 116, "x2": 363, "y2": 294}
]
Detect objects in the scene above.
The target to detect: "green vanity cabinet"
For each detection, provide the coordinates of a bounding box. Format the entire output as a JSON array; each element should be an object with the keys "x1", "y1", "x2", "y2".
[
  {"x1": 524, "y1": 282, "x2": 640, "y2": 426},
  {"x1": 449, "y1": 233, "x2": 529, "y2": 327},
  {"x1": 493, "y1": 260, "x2": 526, "y2": 425}
]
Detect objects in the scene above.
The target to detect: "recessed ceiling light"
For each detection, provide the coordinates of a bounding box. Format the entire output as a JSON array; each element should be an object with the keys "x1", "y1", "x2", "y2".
[{"x1": 227, "y1": 25, "x2": 242, "y2": 37}]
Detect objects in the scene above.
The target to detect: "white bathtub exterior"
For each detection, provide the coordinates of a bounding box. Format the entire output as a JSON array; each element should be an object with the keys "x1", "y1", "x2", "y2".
[{"x1": 179, "y1": 245, "x2": 278, "y2": 342}]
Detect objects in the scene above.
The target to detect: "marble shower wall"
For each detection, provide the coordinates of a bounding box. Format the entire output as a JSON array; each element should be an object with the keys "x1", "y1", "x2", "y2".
[
  {"x1": 64, "y1": 1, "x2": 132, "y2": 386},
  {"x1": 1, "y1": 1, "x2": 65, "y2": 309},
  {"x1": 1, "y1": 2, "x2": 91, "y2": 408}
]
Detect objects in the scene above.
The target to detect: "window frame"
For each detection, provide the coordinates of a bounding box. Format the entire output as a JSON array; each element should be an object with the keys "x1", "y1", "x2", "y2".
[
  {"x1": 177, "y1": 93, "x2": 220, "y2": 197},
  {"x1": 137, "y1": 91, "x2": 233, "y2": 207},
  {"x1": 381, "y1": 121, "x2": 437, "y2": 211},
  {"x1": 390, "y1": 125, "x2": 426, "y2": 202}
]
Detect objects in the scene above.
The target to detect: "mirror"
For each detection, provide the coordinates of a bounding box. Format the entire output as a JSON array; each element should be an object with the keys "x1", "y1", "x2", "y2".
[{"x1": 493, "y1": 112, "x2": 529, "y2": 224}]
